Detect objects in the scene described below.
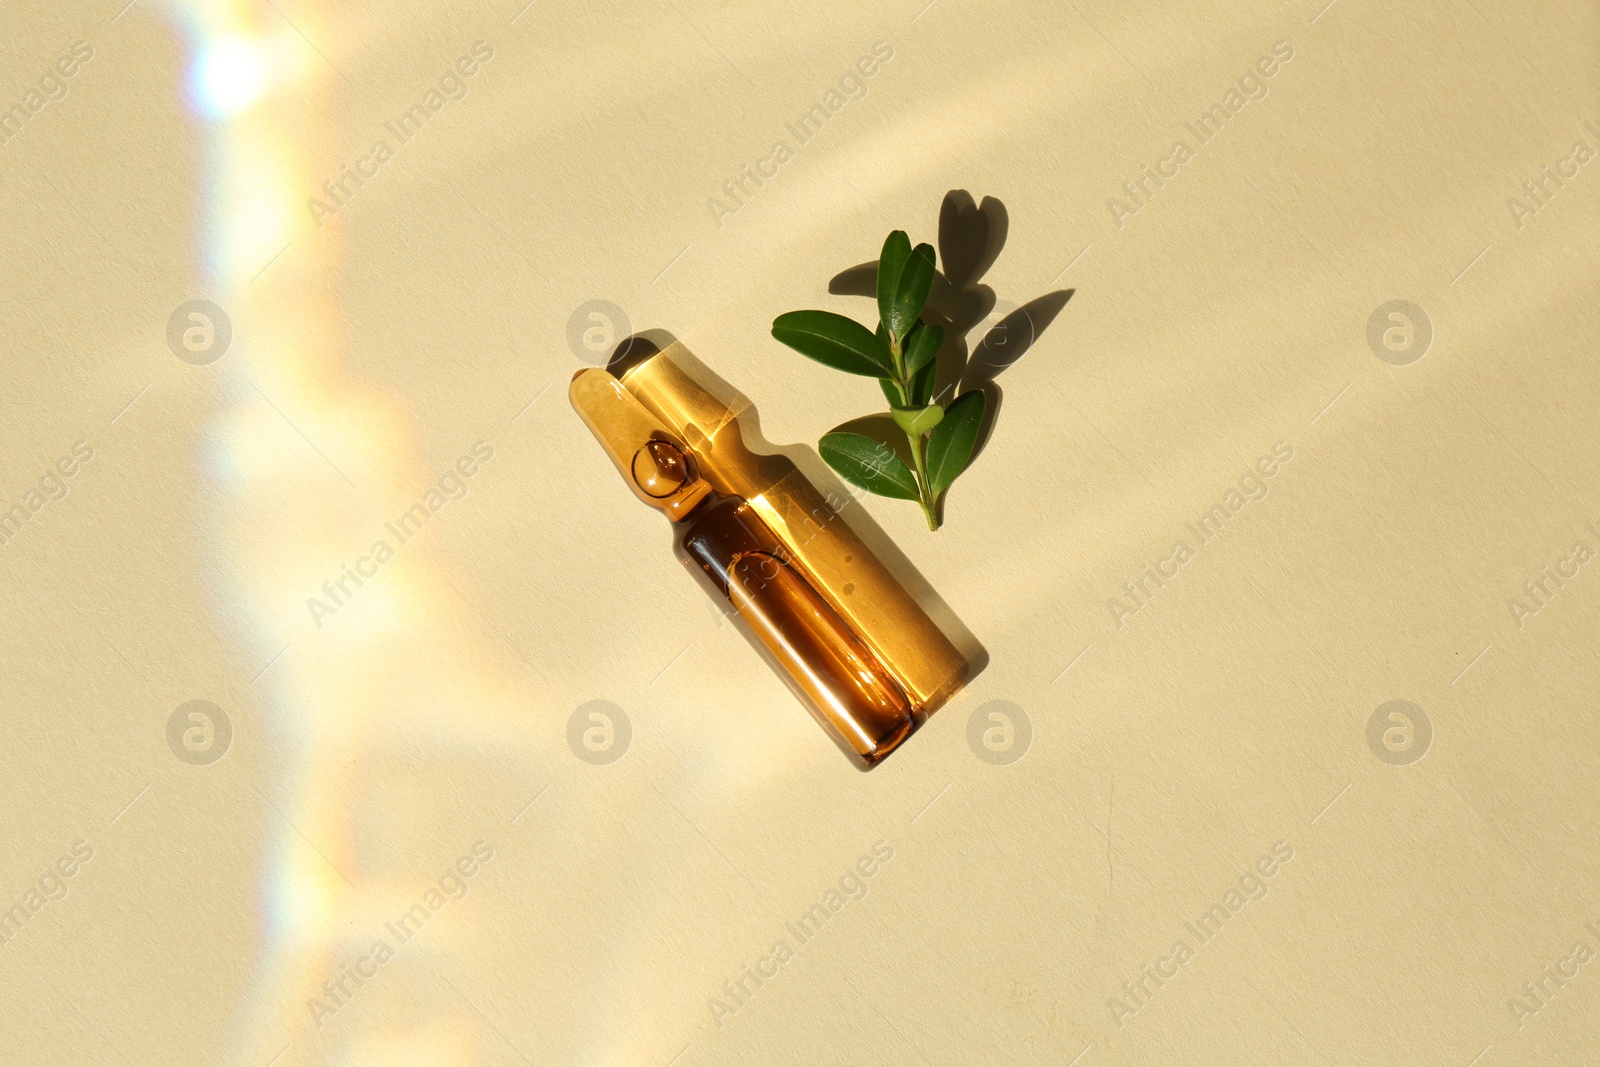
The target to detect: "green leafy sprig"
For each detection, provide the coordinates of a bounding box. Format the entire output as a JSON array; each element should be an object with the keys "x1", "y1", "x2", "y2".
[{"x1": 772, "y1": 230, "x2": 986, "y2": 530}]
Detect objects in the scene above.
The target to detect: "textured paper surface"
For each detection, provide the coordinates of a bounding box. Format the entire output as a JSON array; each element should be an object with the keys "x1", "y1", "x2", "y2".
[{"x1": 2, "y1": 0, "x2": 1598, "y2": 1063}]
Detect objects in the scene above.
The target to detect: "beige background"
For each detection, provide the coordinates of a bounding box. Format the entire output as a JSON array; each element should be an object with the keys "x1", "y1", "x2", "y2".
[{"x1": 2, "y1": 0, "x2": 1598, "y2": 1063}]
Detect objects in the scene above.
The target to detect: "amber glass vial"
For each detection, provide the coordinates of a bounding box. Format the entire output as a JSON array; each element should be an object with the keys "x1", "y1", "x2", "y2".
[
  {"x1": 612, "y1": 343, "x2": 970, "y2": 713},
  {"x1": 571, "y1": 368, "x2": 917, "y2": 766},
  {"x1": 677, "y1": 492, "x2": 913, "y2": 764}
]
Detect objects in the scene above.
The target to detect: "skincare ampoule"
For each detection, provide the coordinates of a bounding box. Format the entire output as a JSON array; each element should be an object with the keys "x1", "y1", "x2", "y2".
[
  {"x1": 609, "y1": 342, "x2": 971, "y2": 714},
  {"x1": 572, "y1": 369, "x2": 915, "y2": 766}
]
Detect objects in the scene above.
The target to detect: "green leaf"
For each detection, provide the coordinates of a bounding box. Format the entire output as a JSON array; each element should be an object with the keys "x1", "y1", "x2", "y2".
[
  {"x1": 876, "y1": 231, "x2": 912, "y2": 337},
  {"x1": 908, "y1": 357, "x2": 937, "y2": 406},
  {"x1": 902, "y1": 322, "x2": 944, "y2": 378},
  {"x1": 925, "y1": 390, "x2": 985, "y2": 497},
  {"x1": 888, "y1": 243, "x2": 936, "y2": 342},
  {"x1": 819, "y1": 432, "x2": 920, "y2": 500},
  {"x1": 772, "y1": 311, "x2": 894, "y2": 377},
  {"x1": 891, "y1": 404, "x2": 944, "y2": 437}
]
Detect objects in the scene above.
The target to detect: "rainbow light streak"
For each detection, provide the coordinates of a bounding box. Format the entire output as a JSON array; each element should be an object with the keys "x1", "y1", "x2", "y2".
[{"x1": 169, "y1": 2, "x2": 516, "y2": 1062}]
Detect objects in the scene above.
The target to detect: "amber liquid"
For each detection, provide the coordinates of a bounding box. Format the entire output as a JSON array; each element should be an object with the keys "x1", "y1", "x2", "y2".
[
  {"x1": 677, "y1": 494, "x2": 915, "y2": 767},
  {"x1": 617, "y1": 345, "x2": 972, "y2": 713}
]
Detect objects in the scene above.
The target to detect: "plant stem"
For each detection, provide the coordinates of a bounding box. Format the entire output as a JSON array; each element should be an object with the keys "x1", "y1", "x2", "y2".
[
  {"x1": 890, "y1": 326, "x2": 937, "y2": 528},
  {"x1": 906, "y1": 429, "x2": 938, "y2": 530}
]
